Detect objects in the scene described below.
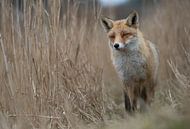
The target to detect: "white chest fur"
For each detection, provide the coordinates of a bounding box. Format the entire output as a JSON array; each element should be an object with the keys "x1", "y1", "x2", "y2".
[{"x1": 111, "y1": 45, "x2": 147, "y2": 83}]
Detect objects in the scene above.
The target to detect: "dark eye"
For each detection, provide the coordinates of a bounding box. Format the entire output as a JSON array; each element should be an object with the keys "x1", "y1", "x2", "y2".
[
  {"x1": 109, "y1": 35, "x2": 115, "y2": 39},
  {"x1": 122, "y1": 33, "x2": 131, "y2": 37}
]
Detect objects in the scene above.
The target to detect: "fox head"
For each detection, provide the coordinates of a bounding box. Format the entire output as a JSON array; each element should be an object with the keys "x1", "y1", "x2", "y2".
[{"x1": 101, "y1": 11, "x2": 140, "y2": 51}]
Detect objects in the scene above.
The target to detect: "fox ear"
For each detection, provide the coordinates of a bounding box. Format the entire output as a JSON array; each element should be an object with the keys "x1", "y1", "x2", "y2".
[
  {"x1": 100, "y1": 17, "x2": 113, "y2": 32},
  {"x1": 126, "y1": 11, "x2": 139, "y2": 28}
]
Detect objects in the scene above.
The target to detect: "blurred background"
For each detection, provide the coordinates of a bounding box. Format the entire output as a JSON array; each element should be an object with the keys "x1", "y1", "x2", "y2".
[{"x1": 0, "y1": 0, "x2": 190, "y2": 129}]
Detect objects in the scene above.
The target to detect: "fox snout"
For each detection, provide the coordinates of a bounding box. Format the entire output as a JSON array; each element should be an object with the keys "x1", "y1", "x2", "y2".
[
  {"x1": 113, "y1": 42, "x2": 125, "y2": 50},
  {"x1": 114, "y1": 43, "x2": 119, "y2": 49}
]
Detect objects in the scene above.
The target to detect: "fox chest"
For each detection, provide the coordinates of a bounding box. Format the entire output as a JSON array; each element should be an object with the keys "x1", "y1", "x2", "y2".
[{"x1": 112, "y1": 52, "x2": 147, "y2": 82}]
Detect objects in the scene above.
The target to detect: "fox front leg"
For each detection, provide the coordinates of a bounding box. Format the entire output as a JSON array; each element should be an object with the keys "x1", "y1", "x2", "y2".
[{"x1": 124, "y1": 86, "x2": 137, "y2": 113}]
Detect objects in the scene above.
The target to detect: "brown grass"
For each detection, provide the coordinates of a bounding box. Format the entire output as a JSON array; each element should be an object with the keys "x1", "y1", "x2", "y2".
[
  {"x1": 0, "y1": 0, "x2": 190, "y2": 129},
  {"x1": 141, "y1": 0, "x2": 190, "y2": 110}
]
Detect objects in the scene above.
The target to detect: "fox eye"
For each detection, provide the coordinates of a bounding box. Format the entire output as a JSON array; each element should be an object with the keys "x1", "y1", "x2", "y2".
[
  {"x1": 122, "y1": 33, "x2": 131, "y2": 37},
  {"x1": 109, "y1": 34, "x2": 115, "y2": 39}
]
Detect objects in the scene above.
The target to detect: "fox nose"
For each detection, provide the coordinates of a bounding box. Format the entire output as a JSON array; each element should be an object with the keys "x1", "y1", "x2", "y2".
[{"x1": 114, "y1": 43, "x2": 119, "y2": 49}]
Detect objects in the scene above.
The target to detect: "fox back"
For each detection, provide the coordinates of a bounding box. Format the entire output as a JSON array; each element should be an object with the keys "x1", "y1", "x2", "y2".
[{"x1": 101, "y1": 11, "x2": 159, "y2": 113}]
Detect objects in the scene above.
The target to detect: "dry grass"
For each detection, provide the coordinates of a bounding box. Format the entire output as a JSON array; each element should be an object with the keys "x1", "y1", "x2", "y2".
[
  {"x1": 141, "y1": 0, "x2": 190, "y2": 110},
  {"x1": 0, "y1": 0, "x2": 190, "y2": 129}
]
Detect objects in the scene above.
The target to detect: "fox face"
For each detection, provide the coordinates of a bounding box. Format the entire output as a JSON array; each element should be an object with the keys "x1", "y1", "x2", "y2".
[{"x1": 101, "y1": 11, "x2": 139, "y2": 51}]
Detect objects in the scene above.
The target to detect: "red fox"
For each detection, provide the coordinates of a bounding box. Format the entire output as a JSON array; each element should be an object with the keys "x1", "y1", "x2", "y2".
[{"x1": 101, "y1": 11, "x2": 159, "y2": 113}]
